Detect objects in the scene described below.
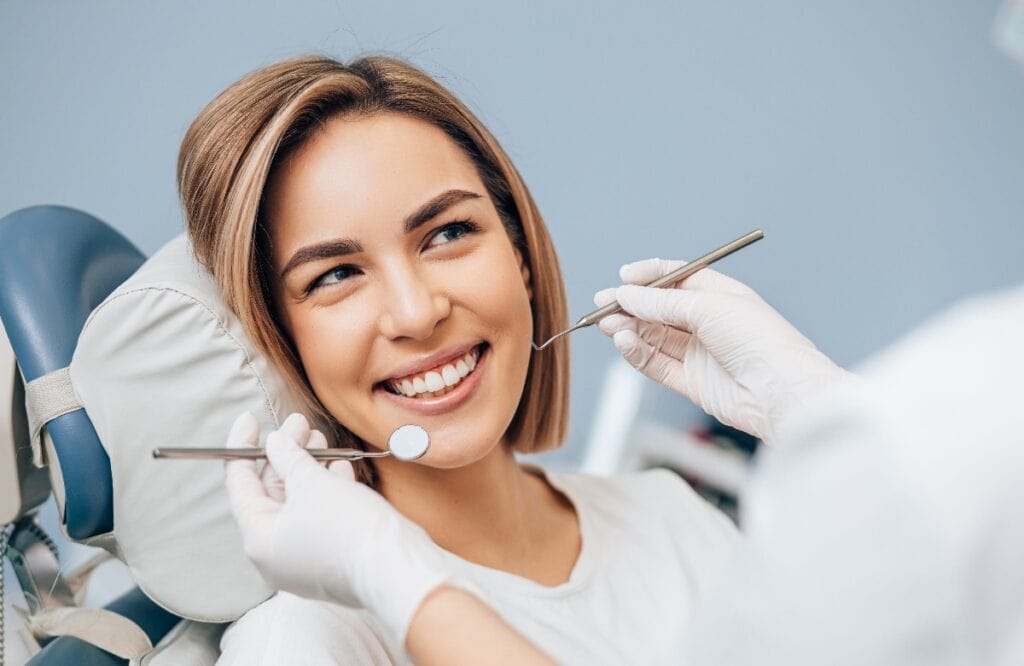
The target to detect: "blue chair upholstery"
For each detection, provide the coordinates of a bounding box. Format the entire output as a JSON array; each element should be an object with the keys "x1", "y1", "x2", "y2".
[
  {"x1": 0, "y1": 205, "x2": 143, "y2": 539},
  {"x1": 0, "y1": 206, "x2": 181, "y2": 664}
]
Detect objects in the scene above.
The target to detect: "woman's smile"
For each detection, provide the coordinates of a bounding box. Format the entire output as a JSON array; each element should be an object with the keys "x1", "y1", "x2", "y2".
[{"x1": 375, "y1": 342, "x2": 490, "y2": 416}]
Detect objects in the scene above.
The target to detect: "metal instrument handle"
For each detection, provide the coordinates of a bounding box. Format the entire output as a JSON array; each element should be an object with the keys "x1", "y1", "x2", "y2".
[
  {"x1": 578, "y1": 229, "x2": 764, "y2": 327},
  {"x1": 152, "y1": 447, "x2": 390, "y2": 461}
]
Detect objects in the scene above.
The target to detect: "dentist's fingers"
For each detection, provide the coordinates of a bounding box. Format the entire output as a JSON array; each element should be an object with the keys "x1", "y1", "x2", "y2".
[
  {"x1": 634, "y1": 319, "x2": 691, "y2": 361},
  {"x1": 306, "y1": 429, "x2": 328, "y2": 450},
  {"x1": 279, "y1": 413, "x2": 312, "y2": 448},
  {"x1": 306, "y1": 429, "x2": 356, "y2": 481},
  {"x1": 225, "y1": 410, "x2": 260, "y2": 448},
  {"x1": 265, "y1": 425, "x2": 331, "y2": 501},
  {"x1": 596, "y1": 288, "x2": 694, "y2": 358},
  {"x1": 597, "y1": 310, "x2": 692, "y2": 361},
  {"x1": 596, "y1": 313, "x2": 633, "y2": 336},
  {"x1": 612, "y1": 330, "x2": 687, "y2": 395},
  {"x1": 225, "y1": 460, "x2": 279, "y2": 545},
  {"x1": 264, "y1": 431, "x2": 325, "y2": 491},
  {"x1": 594, "y1": 287, "x2": 617, "y2": 308},
  {"x1": 262, "y1": 413, "x2": 313, "y2": 499},
  {"x1": 223, "y1": 412, "x2": 279, "y2": 539},
  {"x1": 620, "y1": 259, "x2": 754, "y2": 296},
  {"x1": 224, "y1": 412, "x2": 262, "y2": 485},
  {"x1": 616, "y1": 284, "x2": 736, "y2": 334},
  {"x1": 619, "y1": 258, "x2": 687, "y2": 285},
  {"x1": 328, "y1": 459, "x2": 357, "y2": 481}
]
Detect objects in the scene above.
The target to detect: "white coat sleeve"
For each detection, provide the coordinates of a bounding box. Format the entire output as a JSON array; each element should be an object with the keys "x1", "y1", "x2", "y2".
[
  {"x1": 217, "y1": 592, "x2": 407, "y2": 666},
  {"x1": 676, "y1": 284, "x2": 1024, "y2": 666}
]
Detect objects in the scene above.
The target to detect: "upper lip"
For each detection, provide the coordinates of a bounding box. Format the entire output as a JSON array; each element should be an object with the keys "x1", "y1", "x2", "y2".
[{"x1": 377, "y1": 341, "x2": 483, "y2": 384}]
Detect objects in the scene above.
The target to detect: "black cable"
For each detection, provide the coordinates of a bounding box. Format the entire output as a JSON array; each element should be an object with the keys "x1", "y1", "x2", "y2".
[{"x1": 19, "y1": 519, "x2": 58, "y2": 561}]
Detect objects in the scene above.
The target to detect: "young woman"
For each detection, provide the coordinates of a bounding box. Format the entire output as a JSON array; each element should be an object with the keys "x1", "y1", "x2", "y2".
[{"x1": 178, "y1": 55, "x2": 740, "y2": 664}]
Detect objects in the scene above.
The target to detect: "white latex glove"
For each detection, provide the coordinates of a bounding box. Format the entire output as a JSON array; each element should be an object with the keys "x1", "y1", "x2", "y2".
[
  {"x1": 594, "y1": 260, "x2": 852, "y2": 443},
  {"x1": 258, "y1": 412, "x2": 317, "y2": 502},
  {"x1": 223, "y1": 412, "x2": 475, "y2": 644}
]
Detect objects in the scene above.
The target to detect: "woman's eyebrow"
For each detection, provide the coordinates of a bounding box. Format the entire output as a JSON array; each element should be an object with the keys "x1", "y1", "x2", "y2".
[
  {"x1": 403, "y1": 189, "x2": 481, "y2": 233},
  {"x1": 279, "y1": 188, "x2": 483, "y2": 280}
]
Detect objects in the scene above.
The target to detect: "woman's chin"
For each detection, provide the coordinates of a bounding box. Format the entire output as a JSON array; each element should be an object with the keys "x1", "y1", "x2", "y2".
[
  {"x1": 411, "y1": 441, "x2": 499, "y2": 470},
  {"x1": 373, "y1": 428, "x2": 504, "y2": 471}
]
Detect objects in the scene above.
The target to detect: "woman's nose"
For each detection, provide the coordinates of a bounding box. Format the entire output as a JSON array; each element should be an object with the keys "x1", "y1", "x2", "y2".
[{"x1": 377, "y1": 271, "x2": 451, "y2": 341}]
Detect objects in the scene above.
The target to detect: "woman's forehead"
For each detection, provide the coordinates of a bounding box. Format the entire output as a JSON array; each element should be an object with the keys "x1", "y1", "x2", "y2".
[{"x1": 264, "y1": 113, "x2": 485, "y2": 248}]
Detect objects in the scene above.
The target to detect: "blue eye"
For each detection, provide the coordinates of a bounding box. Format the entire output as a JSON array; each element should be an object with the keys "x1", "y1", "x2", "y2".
[
  {"x1": 304, "y1": 220, "x2": 480, "y2": 297},
  {"x1": 426, "y1": 220, "x2": 480, "y2": 248},
  {"x1": 308, "y1": 264, "x2": 359, "y2": 294}
]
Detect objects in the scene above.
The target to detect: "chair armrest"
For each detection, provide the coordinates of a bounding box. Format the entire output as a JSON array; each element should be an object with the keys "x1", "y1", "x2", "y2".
[{"x1": 26, "y1": 587, "x2": 180, "y2": 666}]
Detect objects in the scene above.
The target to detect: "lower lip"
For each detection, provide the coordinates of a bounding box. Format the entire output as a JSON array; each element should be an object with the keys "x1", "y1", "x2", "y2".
[{"x1": 376, "y1": 344, "x2": 489, "y2": 417}]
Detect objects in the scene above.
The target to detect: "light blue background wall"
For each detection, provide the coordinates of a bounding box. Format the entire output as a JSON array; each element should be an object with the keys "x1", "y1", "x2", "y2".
[{"x1": 2, "y1": 1, "x2": 1023, "y2": 465}]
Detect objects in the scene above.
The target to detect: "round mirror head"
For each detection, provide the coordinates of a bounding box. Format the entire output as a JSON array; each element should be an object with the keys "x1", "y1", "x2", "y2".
[{"x1": 387, "y1": 424, "x2": 429, "y2": 462}]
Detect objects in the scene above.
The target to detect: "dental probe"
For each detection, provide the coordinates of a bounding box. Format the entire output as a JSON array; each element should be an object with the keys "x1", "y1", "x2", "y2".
[
  {"x1": 152, "y1": 423, "x2": 430, "y2": 463},
  {"x1": 531, "y1": 229, "x2": 764, "y2": 351}
]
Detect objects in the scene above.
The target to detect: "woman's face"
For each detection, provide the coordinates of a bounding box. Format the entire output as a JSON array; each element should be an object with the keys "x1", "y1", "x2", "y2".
[{"x1": 263, "y1": 112, "x2": 534, "y2": 468}]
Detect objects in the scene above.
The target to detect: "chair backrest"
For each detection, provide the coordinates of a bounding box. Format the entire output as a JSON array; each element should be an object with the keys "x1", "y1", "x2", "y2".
[
  {"x1": 3, "y1": 204, "x2": 302, "y2": 625},
  {"x1": 0, "y1": 205, "x2": 145, "y2": 539},
  {"x1": 1, "y1": 206, "x2": 183, "y2": 664}
]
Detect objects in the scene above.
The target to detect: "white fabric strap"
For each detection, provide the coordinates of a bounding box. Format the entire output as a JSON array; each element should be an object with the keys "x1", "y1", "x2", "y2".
[
  {"x1": 24, "y1": 367, "x2": 81, "y2": 467},
  {"x1": 26, "y1": 606, "x2": 154, "y2": 660}
]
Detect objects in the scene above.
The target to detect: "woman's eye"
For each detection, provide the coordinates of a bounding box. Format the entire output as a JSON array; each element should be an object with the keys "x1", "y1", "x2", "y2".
[
  {"x1": 426, "y1": 220, "x2": 480, "y2": 248},
  {"x1": 308, "y1": 265, "x2": 359, "y2": 294}
]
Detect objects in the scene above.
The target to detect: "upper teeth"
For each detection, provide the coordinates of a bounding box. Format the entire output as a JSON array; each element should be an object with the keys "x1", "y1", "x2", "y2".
[{"x1": 387, "y1": 347, "x2": 480, "y2": 397}]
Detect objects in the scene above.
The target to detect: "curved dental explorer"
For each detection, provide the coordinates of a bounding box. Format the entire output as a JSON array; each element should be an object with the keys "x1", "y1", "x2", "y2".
[
  {"x1": 530, "y1": 229, "x2": 765, "y2": 351},
  {"x1": 152, "y1": 423, "x2": 430, "y2": 463}
]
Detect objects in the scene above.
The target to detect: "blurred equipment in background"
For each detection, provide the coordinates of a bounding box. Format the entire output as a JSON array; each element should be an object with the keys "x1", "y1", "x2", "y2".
[
  {"x1": 580, "y1": 357, "x2": 757, "y2": 522},
  {"x1": 1, "y1": 316, "x2": 65, "y2": 663},
  {"x1": 995, "y1": 0, "x2": 1024, "y2": 65}
]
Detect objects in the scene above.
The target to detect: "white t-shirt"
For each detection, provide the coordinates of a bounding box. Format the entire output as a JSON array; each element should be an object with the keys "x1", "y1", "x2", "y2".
[{"x1": 218, "y1": 467, "x2": 739, "y2": 666}]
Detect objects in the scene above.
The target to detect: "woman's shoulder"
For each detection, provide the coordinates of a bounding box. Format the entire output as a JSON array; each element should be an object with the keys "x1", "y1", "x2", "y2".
[
  {"x1": 548, "y1": 467, "x2": 740, "y2": 546},
  {"x1": 548, "y1": 466, "x2": 701, "y2": 507},
  {"x1": 217, "y1": 592, "x2": 407, "y2": 665}
]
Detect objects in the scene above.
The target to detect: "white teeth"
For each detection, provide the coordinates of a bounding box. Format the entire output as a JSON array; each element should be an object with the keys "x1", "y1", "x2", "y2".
[
  {"x1": 424, "y1": 371, "x2": 445, "y2": 392},
  {"x1": 386, "y1": 346, "x2": 484, "y2": 398},
  {"x1": 441, "y1": 365, "x2": 460, "y2": 387}
]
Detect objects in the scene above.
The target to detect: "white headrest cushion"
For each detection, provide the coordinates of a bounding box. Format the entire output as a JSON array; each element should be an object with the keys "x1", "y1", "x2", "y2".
[{"x1": 70, "y1": 234, "x2": 306, "y2": 621}]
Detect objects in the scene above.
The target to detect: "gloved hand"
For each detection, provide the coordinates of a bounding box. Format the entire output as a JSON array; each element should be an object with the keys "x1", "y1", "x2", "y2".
[
  {"x1": 223, "y1": 412, "x2": 475, "y2": 644},
  {"x1": 594, "y1": 260, "x2": 853, "y2": 443}
]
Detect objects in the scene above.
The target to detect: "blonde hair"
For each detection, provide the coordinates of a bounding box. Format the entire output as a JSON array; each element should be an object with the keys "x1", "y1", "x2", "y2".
[{"x1": 177, "y1": 55, "x2": 569, "y2": 482}]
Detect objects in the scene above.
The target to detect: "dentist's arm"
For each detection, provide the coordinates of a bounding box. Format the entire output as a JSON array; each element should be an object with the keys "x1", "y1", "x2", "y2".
[
  {"x1": 223, "y1": 413, "x2": 555, "y2": 666},
  {"x1": 594, "y1": 260, "x2": 853, "y2": 443}
]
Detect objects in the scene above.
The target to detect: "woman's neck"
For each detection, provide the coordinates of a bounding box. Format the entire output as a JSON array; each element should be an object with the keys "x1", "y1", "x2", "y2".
[{"x1": 374, "y1": 443, "x2": 579, "y2": 586}]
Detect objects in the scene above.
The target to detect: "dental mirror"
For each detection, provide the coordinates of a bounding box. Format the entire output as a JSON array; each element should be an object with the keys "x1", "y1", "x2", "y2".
[
  {"x1": 152, "y1": 423, "x2": 430, "y2": 462},
  {"x1": 387, "y1": 424, "x2": 430, "y2": 461}
]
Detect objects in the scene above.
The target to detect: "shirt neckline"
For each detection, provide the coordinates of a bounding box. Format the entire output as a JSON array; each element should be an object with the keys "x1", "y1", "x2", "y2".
[{"x1": 438, "y1": 466, "x2": 597, "y2": 598}]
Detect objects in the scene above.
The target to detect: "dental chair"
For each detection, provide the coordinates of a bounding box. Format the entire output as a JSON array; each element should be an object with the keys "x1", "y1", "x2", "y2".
[{"x1": 0, "y1": 206, "x2": 306, "y2": 664}]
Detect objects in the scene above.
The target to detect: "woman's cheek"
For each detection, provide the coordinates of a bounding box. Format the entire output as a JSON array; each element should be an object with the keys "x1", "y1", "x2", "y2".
[
  {"x1": 465, "y1": 249, "x2": 530, "y2": 319},
  {"x1": 297, "y1": 310, "x2": 373, "y2": 405}
]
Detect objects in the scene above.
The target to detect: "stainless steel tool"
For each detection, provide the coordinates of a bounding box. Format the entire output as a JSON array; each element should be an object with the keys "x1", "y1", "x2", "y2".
[
  {"x1": 531, "y1": 229, "x2": 764, "y2": 351},
  {"x1": 152, "y1": 423, "x2": 430, "y2": 462}
]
